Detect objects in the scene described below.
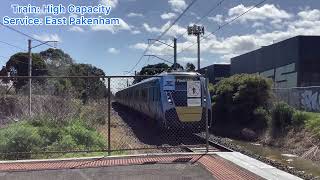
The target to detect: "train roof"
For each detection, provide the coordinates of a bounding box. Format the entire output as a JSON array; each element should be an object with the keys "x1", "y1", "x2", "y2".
[
  {"x1": 158, "y1": 71, "x2": 202, "y2": 76},
  {"x1": 117, "y1": 71, "x2": 203, "y2": 93}
]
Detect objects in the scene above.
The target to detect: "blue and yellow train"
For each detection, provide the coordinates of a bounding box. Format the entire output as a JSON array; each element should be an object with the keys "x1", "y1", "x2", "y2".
[{"x1": 115, "y1": 71, "x2": 212, "y2": 131}]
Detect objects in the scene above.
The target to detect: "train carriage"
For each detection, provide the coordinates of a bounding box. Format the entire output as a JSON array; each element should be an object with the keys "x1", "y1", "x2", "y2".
[{"x1": 115, "y1": 72, "x2": 212, "y2": 131}]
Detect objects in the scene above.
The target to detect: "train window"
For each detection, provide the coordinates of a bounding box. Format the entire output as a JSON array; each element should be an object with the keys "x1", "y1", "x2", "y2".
[
  {"x1": 149, "y1": 88, "x2": 154, "y2": 102},
  {"x1": 154, "y1": 87, "x2": 159, "y2": 101}
]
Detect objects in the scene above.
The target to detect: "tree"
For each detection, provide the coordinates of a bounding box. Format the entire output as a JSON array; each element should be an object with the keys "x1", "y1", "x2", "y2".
[
  {"x1": 0, "y1": 53, "x2": 48, "y2": 90},
  {"x1": 185, "y1": 63, "x2": 196, "y2": 72},
  {"x1": 68, "y1": 64, "x2": 108, "y2": 103},
  {"x1": 170, "y1": 63, "x2": 184, "y2": 71},
  {"x1": 134, "y1": 63, "x2": 170, "y2": 83},
  {"x1": 40, "y1": 48, "x2": 73, "y2": 76}
]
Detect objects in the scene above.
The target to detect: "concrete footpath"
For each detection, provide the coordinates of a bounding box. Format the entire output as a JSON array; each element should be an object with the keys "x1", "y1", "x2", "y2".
[{"x1": 0, "y1": 153, "x2": 302, "y2": 180}]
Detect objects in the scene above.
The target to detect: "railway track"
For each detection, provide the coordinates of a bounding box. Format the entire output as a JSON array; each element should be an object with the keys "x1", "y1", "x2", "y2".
[{"x1": 182, "y1": 134, "x2": 233, "y2": 153}]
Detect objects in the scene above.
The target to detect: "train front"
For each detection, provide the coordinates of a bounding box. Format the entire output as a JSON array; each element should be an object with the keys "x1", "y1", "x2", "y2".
[{"x1": 162, "y1": 73, "x2": 211, "y2": 131}]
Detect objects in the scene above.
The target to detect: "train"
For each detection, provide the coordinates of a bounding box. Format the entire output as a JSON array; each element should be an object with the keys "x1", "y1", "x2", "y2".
[{"x1": 115, "y1": 71, "x2": 212, "y2": 131}]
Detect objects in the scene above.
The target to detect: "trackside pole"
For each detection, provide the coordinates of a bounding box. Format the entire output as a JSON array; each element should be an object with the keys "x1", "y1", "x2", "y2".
[
  {"x1": 28, "y1": 39, "x2": 32, "y2": 116},
  {"x1": 205, "y1": 71, "x2": 209, "y2": 152},
  {"x1": 108, "y1": 77, "x2": 111, "y2": 156}
]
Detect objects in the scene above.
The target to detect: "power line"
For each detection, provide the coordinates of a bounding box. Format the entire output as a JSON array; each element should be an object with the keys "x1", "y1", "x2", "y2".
[
  {"x1": 178, "y1": 0, "x2": 225, "y2": 42},
  {"x1": 166, "y1": 0, "x2": 268, "y2": 61},
  {"x1": 0, "y1": 22, "x2": 55, "y2": 48},
  {"x1": 126, "y1": 0, "x2": 198, "y2": 74},
  {"x1": 0, "y1": 40, "x2": 26, "y2": 51},
  {"x1": 159, "y1": 0, "x2": 226, "y2": 54}
]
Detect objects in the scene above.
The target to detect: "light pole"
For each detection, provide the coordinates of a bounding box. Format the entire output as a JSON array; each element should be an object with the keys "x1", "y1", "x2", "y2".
[
  {"x1": 188, "y1": 25, "x2": 204, "y2": 70},
  {"x1": 28, "y1": 39, "x2": 57, "y2": 116}
]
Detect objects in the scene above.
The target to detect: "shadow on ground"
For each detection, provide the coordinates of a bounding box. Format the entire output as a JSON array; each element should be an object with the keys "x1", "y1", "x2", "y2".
[{"x1": 112, "y1": 102, "x2": 205, "y2": 147}]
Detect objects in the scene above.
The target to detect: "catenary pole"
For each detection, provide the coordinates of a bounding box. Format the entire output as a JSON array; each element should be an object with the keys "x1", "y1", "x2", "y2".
[{"x1": 28, "y1": 39, "x2": 32, "y2": 116}]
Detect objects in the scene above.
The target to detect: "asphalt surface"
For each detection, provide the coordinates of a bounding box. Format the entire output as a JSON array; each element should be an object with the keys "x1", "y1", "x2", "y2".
[{"x1": 0, "y1": 163, "x2": 214, "y2": 180}]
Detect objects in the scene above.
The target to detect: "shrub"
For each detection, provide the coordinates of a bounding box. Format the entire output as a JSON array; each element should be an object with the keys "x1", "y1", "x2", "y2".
[
  {"x1": 253, "y1": 107, "x2": 270, "y2": 131},
  {"x1": 270, "y1": 102, "x2": 295, "y2": 136},
  {"x1": 0, "y1": 122, "x2": 43, "y2": 159},
  {"x1": 305, "y1": 113, "x2": 320, "y2": 138},
  {"x1": 0, "y1": 116, "x2": 106, "y2": 160},
  {"x1": 211, "y1": 74, "x2": 272, "y2": 132},
  {"x1": 292, "y1": 111, "x2": 309, "y2": 127},
  {"x1": 64, "y1": 120, "x2": 106, "y2": 150}
]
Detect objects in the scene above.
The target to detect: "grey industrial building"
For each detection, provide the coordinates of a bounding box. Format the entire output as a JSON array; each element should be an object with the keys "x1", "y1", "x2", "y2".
[
  {"x1": 198, "y1": 64, "x2": 230, "y2": 85},
  {"x1": 231, "y1": 35, "x2": 320, "y2": 88}
]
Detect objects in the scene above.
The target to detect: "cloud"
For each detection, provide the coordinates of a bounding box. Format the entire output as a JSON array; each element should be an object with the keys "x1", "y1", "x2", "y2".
[
  {"x1": 132, "y1": 5, "x2": 320, "y2": 65},
  {"x1": 142, "y1": 21, "x2": 186, "y2": 37},
  {"x1": 100, "y1": 0, "x2": 118, "y2": 8},
  {"x1": 161, "y1": 12, "x2": 176, "y2": 20},
  {"x1": 168, "y1": 0, "x2": 187, "y2": 13},
  {"x1": 69, "y1": 26, "x2": 84, "y2": 32},
  {"x1": 227, "y1": 4, "x2": 292, "y2": 23},
  {"x1": 108, "y1": 48, "x2": 120, "y2": 54},
  {"x1": 208, "y1": 14, "x2": 223, "y2": 23},
  {"x1": 179, "y1": 57, "x2": 204, "y2": 63},
  {"x1": 91, "y1": 19, "x2": 131, "y2": 33},
  {"x1": 298, "y1": 9, "x2": 320, "y2": 21},
  {"x1": 131, "y1": 30, "x2": 141, "y2": 34},
  {"x1": 127, "y1": 12, "x2": 144, "y2": 17},
  {"x1": 33, "y1": 34, "x2": 61, "y2": 42}
]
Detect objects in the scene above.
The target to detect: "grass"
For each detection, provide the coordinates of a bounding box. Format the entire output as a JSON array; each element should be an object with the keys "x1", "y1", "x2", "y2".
[
  {"x1": 0, "y1": 116, "x2": 107, "y2": 160},
  {"x1": 305, "y1": 112, "x2": 320, "y2": 138}
]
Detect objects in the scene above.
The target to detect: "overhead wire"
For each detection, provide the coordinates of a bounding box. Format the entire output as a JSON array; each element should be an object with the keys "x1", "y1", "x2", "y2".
[
  {"x1": 158, "y1": 0, "x2": 226, "y2": 56},
  {"x1": 125, "y1": 0, "x2": 198, "y2": 74},
  {"x1": 0, "y1": 40, "x2": 26, "y2": 51},
  {"x1": 0, "y1": 22, "x2": 56, "y2": 48},
  {"x1": 165, "y1": 0, "x2": 268, "y2": 62}
]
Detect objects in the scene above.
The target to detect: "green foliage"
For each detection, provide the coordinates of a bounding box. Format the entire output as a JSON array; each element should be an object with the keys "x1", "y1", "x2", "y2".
[
  {"x1": 211, "y1": 74, "x2": 272, "y2": 131},
  {"x1": 253, "y1": 107, "x2": 270, "y2": 131},
  {"x1": 305, "y1": 113, "x2": 320, "y2": 138},
  {"x1": 68, "y1": 63, "x2": 108, "y2": 102},
  {"x1": 0, "y1": 116, "x2": 106, "y2": 160},
  {"x1": 40, "y1": 48, "x2": 73, "y2": 71},
  {"x1": 65, "y1": 120, "x2": 106, "y2": 149},
  {"x1": 185, "y1": 63, "x2": 196, "y2": 72},
  {"x1": 0, "y1": 53, "x2": 48, "y2": 90},
  {"x1": 134, "y1": 63, "x2": 170, "y2": 83},
  {"x1": 292, "y1": 111, "x2": 309, "y2": 127},
  {"x1": 0, "y1": 122, "x2": 43, "y2": 159},
  {"x1": 270, "y1": 102, "x2": 295, "y2": 135}
]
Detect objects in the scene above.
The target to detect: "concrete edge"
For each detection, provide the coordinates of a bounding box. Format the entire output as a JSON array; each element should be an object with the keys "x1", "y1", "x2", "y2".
[{"x1": 0, "y1": 152, "x2": 215, "y2": 164}]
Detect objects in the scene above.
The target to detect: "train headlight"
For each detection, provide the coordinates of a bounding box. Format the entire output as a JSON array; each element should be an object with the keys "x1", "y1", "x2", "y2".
[{"x1": 166, "y1": 92, "x2": 173, "y2": 105}]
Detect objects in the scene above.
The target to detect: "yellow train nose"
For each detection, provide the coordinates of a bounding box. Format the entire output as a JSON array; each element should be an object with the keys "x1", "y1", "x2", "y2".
[{"x1": 175, "y1": 107, "x2": 203, "y2": 122}]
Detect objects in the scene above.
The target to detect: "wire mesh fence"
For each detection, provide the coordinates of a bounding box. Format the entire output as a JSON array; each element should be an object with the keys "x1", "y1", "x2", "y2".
[
  {"x1": 0, "y1": 75, "x2": 210, "y2": 160},
  {"x1": 273, "y1": 86, "x2": 320, "y2": 112}
]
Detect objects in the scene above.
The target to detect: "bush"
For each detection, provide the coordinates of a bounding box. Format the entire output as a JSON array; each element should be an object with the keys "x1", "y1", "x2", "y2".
[
  {"x1": 305, "y1": 113, "x2": 320, "y2": 138},
  {"x1": 270, "y1": 102, "x2": 295, "y2": 136},
  {"x1": 253, "y1": 107, "x2": 270, "y2": 131},
  {"x1": 0, "y1": 122, "x2": 43, "y2": 159},
  {"x1": 65, "y1": 120, "x2": 106, "y2": 150},
  {"x1": 211, "y1": 74, "x2": 272, "y2": 132},
  {"x1": 0, "y1": 116, "x2": 106, "y2": 160},
  {"x1": 292, "y1": 111, "x2": 309, "y2": 127}
]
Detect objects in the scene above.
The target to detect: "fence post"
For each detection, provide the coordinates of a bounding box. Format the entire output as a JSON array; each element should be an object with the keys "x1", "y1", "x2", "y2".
[
  {"x1": 205, "y1": 70, "x2": 209, "y2": 153},
  {"x1": 108, "y1": 77, "x2": 111, "y2": 156}
]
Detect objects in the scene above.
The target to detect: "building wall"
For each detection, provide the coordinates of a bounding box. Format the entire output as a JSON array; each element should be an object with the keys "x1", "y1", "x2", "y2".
[
  {"x1": 231, "y1": 36, "x2": 303, "y2": 88},
  {"x1": 299, "y1": 36, "x2": 320, "y2": 86},
  {"x1": 198, "y1": 64, "x2": 230, "y2": 85}
]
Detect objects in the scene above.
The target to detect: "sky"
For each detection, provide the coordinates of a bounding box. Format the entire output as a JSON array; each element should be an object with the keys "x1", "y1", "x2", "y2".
[{"x1": 1, "y1": 0, "x2": 320, "y2": 76}]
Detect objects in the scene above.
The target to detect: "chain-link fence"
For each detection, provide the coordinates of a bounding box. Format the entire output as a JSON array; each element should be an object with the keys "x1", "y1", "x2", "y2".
[
  {"x1": 0, "y1": 75, "x2": 210, "y2": 160},
  {"x1": 273, "y1": 86, "x2": 320, "y2": 112}
]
